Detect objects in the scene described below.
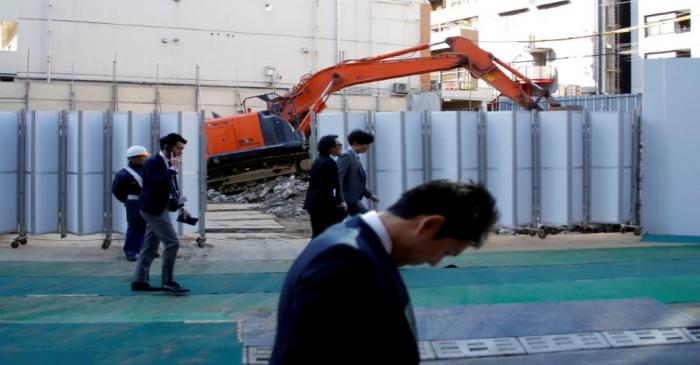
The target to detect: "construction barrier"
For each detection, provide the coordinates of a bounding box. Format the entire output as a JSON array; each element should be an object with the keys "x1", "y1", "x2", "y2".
[{"x1": 1, "y1": 110, "x2": 207, "y2": 248}]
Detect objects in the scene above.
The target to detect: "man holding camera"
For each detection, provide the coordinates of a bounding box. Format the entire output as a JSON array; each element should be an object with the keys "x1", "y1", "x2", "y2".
[{"x1": 131, "y1": 133, "x2": 191, "y2": 294}]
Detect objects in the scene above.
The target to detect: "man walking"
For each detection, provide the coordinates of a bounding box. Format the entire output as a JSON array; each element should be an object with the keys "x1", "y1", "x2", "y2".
[
  {"x1": 131, "y1": 133, "x2": 191, "y2": 294},
  {"x1": 112, "y1": 145, "x2": 149, "y2": 261},
  {"x1": 337, "y1": 129, "x2": 380, "y2": 216},
  {"x1": 271, "y1": 180, "x2": 499, "y2": 364}
]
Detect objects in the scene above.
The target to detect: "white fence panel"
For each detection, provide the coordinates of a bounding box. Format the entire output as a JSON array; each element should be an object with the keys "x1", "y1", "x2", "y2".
[
  {"x1": 25, "y1": 112, "x2": 60, "y2": 235},
  {"x1": 66, "y1": 111, "x2": 106, "y2": 235},
  {"x1": 539, "y1": 111, "x2": 584, "y2": 226},
  {"x1": 374, "y1": 112, "x2": 404, "y2": 211},
  {"x1": 590, "y1": 111, "x2": 632, "y2": 223},
  {"x1": 0, "y1": 112, "x2": 19, "y2": 233},
  {"x1": 404, "y1": 112, "x2": 425, "y2": 192},
  {"x1": 430, "y1": 112, "x2": 459, "y2": 181},
  {"x1": 111, "y1": 112, "x2": 154, "y2": 234},
  {"x1": 458, "y1": 112, "x2": 480, "y2": 183},
  {"x1": 486, "y1": 111, "x2": 532, "y2": 227}
]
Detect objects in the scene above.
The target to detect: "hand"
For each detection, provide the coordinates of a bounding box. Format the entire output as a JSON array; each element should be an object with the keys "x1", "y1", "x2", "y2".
[
  {"x1": 170, "y1": 157, "x2": 182, "y2": 169},
  {"x1": 370, "y1": 195, "x2": 380, "y2": 203},
  {"x1": 338, "y1": 202, "x2": 348, "y2": 211},
  {"x1": 180, "y1": 208, "x2": 190, "y2": 219}
]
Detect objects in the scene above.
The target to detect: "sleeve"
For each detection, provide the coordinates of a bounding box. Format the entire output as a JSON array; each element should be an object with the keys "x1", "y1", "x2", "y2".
[
  {"x1": 319, "y1": 159, "x2": 342, "y2": 204},
  {"x1": 336, "y1": 154, "x2": 349, "y2": 203},
  {"x1": 111, "y1": 171, "x2": 127, "y2": 203}
]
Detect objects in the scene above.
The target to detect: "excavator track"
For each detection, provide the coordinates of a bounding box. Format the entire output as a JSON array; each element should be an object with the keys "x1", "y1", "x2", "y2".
[{"x1": 207, "y1": 151, "x2": 310, "y2": 193}]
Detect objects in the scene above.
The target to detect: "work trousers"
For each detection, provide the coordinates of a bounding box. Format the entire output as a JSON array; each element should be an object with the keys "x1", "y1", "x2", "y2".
[
  {"x1": 133, "y1": 209, "x2": 180, "y2": 285},
  {"x1": 123, "y1": 200, "x2": 146, "y2": 256}
]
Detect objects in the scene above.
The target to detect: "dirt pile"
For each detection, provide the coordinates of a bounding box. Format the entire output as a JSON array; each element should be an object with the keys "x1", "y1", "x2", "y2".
[{"x1": 208, "y1": 175, "x2": 309, "y2": 219}]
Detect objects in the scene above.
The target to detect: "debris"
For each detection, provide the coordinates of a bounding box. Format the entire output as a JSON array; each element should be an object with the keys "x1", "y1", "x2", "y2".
[{"x1": 207, "y1": 175, "x2": 309, "y2": 219}]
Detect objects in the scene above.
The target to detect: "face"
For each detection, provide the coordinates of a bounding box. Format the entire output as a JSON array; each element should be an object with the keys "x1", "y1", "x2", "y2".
[
  {"x1": 169, "y1": 141, "x2": 185, "y2": 158},
  {"x1": 331, "y1": 138, "x2": 343, "y2": 157},
  {"x1": 392, "y1": 215, "x2": 476, "y2": 267},
  {"x1": 352, "y1": 143, "x2": 371, "y2": 154},
  {"x1": 133, "y1": 155, "x2": 148, "y2": 166}
]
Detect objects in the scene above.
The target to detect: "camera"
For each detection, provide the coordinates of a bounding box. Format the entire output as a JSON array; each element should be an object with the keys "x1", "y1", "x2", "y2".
[{"x1": 177, "y1": 211, "x2": 199, "y2": 226}]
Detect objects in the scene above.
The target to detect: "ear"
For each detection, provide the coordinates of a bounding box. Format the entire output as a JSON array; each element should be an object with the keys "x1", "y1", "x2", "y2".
[{"x1": 416, "y1": 215, "x2": 445, "y2": 238}]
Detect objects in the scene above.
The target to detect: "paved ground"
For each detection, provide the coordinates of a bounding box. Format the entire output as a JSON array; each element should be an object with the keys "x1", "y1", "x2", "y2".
[{"x1": 1, "y1": 204, "x2": 699, "y2": 364}]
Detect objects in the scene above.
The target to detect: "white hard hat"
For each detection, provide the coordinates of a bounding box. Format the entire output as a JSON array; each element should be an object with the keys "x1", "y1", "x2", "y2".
[{"x1": 126, "y1": 145, "x2": 149, "y2": 158}]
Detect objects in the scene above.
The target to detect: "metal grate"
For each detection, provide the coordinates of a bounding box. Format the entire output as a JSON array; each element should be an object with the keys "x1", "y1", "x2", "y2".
[
  {"x1": 682, "y1": 327, "x2": 700, "y2": 342},
  {"x1": 244, "y1": 346, "x2": 272, "y2": 365},
  {"x1": 602, "y1": 328, "x2": 691, "y2": 348},
  {"x1": 419, "y1": 341, "x2": 436, "y2": 360},
  {"x1": 432, "y1": 337, "x2": 526, "y2": 359},
  {"x1": 519, "y1": 332, "x2": 610, "y2": 353}
]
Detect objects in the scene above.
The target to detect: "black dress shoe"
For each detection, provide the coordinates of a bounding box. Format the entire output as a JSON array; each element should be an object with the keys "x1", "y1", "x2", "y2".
[
  {"x1": 131, "y1": 282, "x2": 161, "y2": 292},
  {"x1": 161, "y1": 282, "x2": 190, "y2": 294},
  {"x1": 126, "y1": 255, "x2": 137, "y2": 262}
]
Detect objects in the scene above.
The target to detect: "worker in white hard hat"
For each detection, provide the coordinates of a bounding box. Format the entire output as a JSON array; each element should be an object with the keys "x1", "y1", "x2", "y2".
[{"x1": 112, "y1": 145, "x2": 150, "y2": 261}]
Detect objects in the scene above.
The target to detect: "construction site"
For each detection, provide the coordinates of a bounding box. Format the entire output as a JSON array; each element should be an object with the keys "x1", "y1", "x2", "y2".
[{"x1": 1, "y1": 0, "x2": 700, "y2": 364}]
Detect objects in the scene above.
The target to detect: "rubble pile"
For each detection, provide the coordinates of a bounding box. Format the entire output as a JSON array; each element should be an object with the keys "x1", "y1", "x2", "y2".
[{"x1": 208, "y1": 175, "x2": 309, "y2": 219}]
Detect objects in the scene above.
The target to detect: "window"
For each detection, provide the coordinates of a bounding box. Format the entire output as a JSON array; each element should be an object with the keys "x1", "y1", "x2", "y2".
[
  {"x1": 645, "y1": 49, "x2": 691, "y2": 59},
  {"x1": 645, "y1": 10, "x2": 690, "y2": 37},
  {"x1": 0, "y1": 21, "x2": 18, "y2": 51}
]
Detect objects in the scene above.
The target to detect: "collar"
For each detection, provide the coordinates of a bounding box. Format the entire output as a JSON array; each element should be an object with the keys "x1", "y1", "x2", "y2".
[
  {"x1": 346, "y1": 148, "x2": 360, "y2": 159},
  {"x1": 159, "y1": 151, "x2": 170, "y2": 164},
  {"x1": 360, "y1": 210, "x2": 392, "y2": 255}
]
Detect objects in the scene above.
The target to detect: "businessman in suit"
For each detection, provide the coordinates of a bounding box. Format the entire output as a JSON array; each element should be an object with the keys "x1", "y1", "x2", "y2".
[
  {"x1": 270, "y1": 180, "x2": 499, "y2": 364},
  {"x1": 303, "y1": 134, "x2": 347, "y2": 238},
  {"x1": 337, "y1": 129, "x2": 379, "y2": 216},
  {"x1": 131, "y1": 133, "x2": 191, "y2": 294}
]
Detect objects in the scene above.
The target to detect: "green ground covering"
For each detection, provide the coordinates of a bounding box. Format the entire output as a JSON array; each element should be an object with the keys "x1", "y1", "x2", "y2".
[{"x1": 2, "y1": 245, "x2": 700, "y2": 363}]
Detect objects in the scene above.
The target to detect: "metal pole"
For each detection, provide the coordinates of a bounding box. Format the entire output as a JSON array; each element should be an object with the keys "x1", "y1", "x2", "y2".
[
  {"x1": 582, "y1": 110, "x2": 591, "y2": 226},
  {"x1": 197, "y1": 110, "x2": 207, "y2": 247},
  {"x1": 69, "y1": 63, "x2": 75, "y2": 111},
  {"x1": 58, "y1": 110, "x2": 68, "y2": 238},
  {"x1": 24, "y1": 49, "x2": 30, "y2": 111},
  {"x1": 112, "y1": 53, "x2": 118, "y2": 112},
  {"x1": 15, "y1": 111, "x2": 28, "y2": 246},
  {"x1": 531, "y1": 110, "x2": 540, "y2": 230},
  {"x1": 309, "y1": 111, "x2": 318, "y2": 162},
  {"x1": 102, "y1": 111, "x2": 113, "y2": 249}
]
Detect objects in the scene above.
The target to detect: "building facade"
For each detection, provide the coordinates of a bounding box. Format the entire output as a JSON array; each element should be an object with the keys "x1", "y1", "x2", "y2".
[{"x1": 0, "y1": 0, "x2": 428, "y2": 113}]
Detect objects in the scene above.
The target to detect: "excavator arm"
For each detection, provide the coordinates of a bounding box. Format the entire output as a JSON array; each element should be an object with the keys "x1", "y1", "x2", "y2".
[{"x1": 270, "y1": 36, "x2": 560, "y2": 135}]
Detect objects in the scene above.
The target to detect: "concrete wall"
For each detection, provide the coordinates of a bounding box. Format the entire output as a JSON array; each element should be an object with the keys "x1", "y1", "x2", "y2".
[
  {"x1": 0, "y1": 79, "x2": 409, "y2": 115},
  {"x1": 0, "y1": 0, "x2": 424, "y2": 91}
]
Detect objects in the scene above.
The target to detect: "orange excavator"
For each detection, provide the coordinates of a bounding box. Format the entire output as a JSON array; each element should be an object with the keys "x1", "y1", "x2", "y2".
[{"x1": 206, "y1": 36, "x2": 561, "y2": 191}]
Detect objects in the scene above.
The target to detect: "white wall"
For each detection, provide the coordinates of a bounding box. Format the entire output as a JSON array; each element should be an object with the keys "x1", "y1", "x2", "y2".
[
  {"x1": 641, "y1": 58, "x2": 700, "y2": 236},
  {"x1": 0, "y1": 0, "x2": 424, "y2": 90}
]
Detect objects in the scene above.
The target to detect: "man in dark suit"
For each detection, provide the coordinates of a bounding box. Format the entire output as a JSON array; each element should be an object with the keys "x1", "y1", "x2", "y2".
[
  {"x1": 303, "y1": 134, "x2": 347, "y2": 238},
  {"x1": 337, "y1": 129, "x2": 379, "y2": 216},
  {"x1": 131, "y1": 133, "x2": 191, "y2": 294},
  {"x1": 270, "y1": 180, "x2": 499, "y2": 364}
]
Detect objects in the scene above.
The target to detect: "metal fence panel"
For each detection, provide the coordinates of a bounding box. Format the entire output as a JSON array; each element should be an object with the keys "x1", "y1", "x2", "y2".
[
  {"x1": 26, "y1": 112, "x2": 61, "y2": 235},
  {"x1": 458, "y1": 111, "x2": 480, "y2": 184},
  {"x1": 111, "y1": 112, "x2": 154, "y2": 234},
  {"x1": 539, "y1": 111, "x2": 584, "y2": 226},
  {"x1": 486, "y1": 111, "x2": 532, "y2": 227},
  {"x1": 66, "y1": 111, "x2": 106, "y2": 234},
  {"x1": 589, "y1": 111, "x2": 632, "y2": 224},
  {"x1": 374, "y1": 112, "x2": 405, "y2": 211},
  {"x1": 0, "y1": 112, "x2": 19, "y2": 233},
  {"x1": 498, "y1": 94, "x2": 642, "y2": 113}
]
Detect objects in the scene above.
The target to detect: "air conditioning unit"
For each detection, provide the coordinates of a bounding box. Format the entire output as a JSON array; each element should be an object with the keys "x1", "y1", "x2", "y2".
[{"x1": 392, "y1": 83, "x2": 409, "y2": 94}]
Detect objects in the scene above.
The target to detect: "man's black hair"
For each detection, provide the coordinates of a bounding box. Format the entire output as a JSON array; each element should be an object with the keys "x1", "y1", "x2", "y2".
[
  {"x1": 347, "y1": 129, "x2": 374, "y2": 146},
  {"x1": 387, "y1": 180, "x2": 498, "y2": 248},
  {"x1": 160, "y1": 133, "x2": 188, "y2": 150},
  {"x1": 317, "y1": 134, "x2": 339, "y2": 156}
]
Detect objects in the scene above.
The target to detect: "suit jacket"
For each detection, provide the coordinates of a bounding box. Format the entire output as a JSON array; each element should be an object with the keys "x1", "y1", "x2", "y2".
[
  {"x1": 303, "y1": 155, "x2": 342, "y2": 213},
  {"x1": 270, "y1": 216, "x2": 419, "y2": 365},
  {"x1": 138, "y1": 153, "x2": 178, "y2": 215},
  {"x1": 337, "y1": 149, "x2": 373, "y2": 205}
]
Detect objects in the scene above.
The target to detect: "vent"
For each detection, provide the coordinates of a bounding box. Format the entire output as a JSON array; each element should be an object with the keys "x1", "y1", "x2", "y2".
[
  {"x1": 418, "y1": 341, "x2": 436, "y2": 360},
  {"x1": 682, "y1": 327, "x2": 700, "y2": 342},
  {"x1": 392, "y1": 83, "x2": 409, "y2": 94},
  {"x1": 244, "y1": 346, "x2": 272, "y2": 365},
  {"x1": 602, "y1": 328, "x2": 691, "y2": 348},
  {"x1": 432, "y1": 338, "x2": 525, "y2": 359},
  {"x1": 519, "y1": 332, "x2": 609, "y2": 353}
]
